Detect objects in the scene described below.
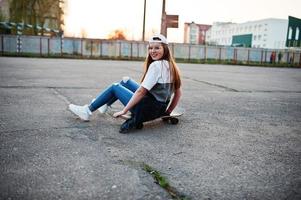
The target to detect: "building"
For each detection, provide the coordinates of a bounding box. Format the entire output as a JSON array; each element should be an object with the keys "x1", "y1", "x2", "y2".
[
  {"x1": 286, "y1": 16, "x2": 301, "y2": 48},
  {"x1": 184, "y1": 22, "x2": 211, "y2": 45},
  {"x1": 0, "y1": 0, "x2": 64, "y2": 35},
  {"x1": 206, "y1": 18, "x2": 289, "y2": 49}
]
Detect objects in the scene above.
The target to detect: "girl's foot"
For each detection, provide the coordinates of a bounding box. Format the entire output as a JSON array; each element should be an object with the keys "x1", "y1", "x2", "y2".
[{"x1": 68, "y1": 104, "x2": 91, "y2": 121}]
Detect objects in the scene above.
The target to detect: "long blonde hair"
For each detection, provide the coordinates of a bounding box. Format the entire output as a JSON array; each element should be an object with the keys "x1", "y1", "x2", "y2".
[{"x1": 141, "y1": 43, "x2": 181, "y2": 90}]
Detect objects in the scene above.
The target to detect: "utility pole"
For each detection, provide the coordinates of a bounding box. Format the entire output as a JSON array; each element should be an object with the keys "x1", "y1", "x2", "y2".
[
  {"x1": 160, "y1": 0, "x2": 167, "y2": 36},
  {"x1": 58, "y1": 0, "x2": 65, "y2": 34},
  {"x1": 142, "y1": 0, "x2": 146, "y2": 41}
]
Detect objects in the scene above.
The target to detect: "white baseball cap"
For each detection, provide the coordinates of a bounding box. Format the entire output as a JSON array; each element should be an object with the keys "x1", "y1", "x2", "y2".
[{"x1": 148, "y1": 34, "x2": 168, "y2": 44}]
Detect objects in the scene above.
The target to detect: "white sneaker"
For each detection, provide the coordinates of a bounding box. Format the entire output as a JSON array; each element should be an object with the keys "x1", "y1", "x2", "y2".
[
  {"x1": 91, "y1": 98, "x2": 108, "y2": 114},
  {"x1": 68, "y1": 104, "x2": 92, "y2": 121}
]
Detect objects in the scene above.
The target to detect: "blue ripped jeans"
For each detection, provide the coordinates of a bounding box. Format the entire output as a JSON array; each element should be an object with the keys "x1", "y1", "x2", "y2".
[
  {"x1": 88, "y1": 77, "x2": 139, "y2": 112},
  {"x1": 89, "y1": 77, "x2": 169, "y2": 125}
]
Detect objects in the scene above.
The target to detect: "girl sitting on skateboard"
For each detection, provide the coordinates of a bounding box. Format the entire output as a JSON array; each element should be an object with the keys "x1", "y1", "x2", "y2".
[{"x1": 69, "y1": 34, "x2": 182, "y2": 133}]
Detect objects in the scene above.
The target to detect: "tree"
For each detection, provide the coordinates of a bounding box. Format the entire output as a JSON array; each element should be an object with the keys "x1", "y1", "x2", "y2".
[
  {"x1": 0, "y1": 10, "x2": 6, "y2": 21},
  {"x1": 9, "y1": 0, "x2": 64, "y2": 35},
  {"x1": 108, "y1": 29, "x2": 127, "y2": 40}
]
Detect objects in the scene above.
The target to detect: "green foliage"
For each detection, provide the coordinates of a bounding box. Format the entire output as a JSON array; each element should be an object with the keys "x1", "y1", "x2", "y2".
[
  {"x1": 0, "y1": 10, "x2": 6, "y2": 21},
  {"x1": 142, "y1": 163, "x2": 190, "y2": 200},
  {"x1": 143, "y1": 164, "x2": 170, "y2": 188},
  {"x1": 9, "y1": 0, "x2": 64, "y2": 35}
]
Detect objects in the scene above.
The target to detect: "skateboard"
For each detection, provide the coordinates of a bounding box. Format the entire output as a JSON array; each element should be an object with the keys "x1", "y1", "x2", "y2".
[
  {"x1": 117, "y1": 111, "x2": 183, "y2": 125},
  {"x1": 160, "y1": 112, "x2": 183, "y2": 124}
]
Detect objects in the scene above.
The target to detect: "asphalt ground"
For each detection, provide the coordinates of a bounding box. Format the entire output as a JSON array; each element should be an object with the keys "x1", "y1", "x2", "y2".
[{"x1": 0, "y1": 57, "x2": 300, "y2": 200}]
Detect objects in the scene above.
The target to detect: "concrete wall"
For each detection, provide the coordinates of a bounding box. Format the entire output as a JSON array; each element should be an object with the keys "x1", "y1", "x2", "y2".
[{"x1": 1, "y1": 34, "x2": 300, "y2": 65}]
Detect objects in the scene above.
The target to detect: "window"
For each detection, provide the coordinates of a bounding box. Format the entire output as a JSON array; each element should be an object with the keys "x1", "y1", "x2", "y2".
[
  {"x1": 288, "y1": 27, "x2": 293, "y2": 39},
  {"x1": 258, "y1": 35, "x2": 262, "y2": 40},
  {"x1": 295, "y1": 27, "x2": 300, "y2": 40},
  {"x1": 254, "y1": 35, "x2": 257, "y2": 41}
]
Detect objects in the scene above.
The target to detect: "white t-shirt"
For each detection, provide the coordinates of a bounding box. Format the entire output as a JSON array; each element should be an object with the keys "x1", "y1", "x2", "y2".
[{"x1": 141, "y1": 60, "x2": 173, "y2": 102}]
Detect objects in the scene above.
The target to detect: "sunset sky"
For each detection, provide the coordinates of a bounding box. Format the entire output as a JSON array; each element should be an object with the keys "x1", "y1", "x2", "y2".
[{"x1": 63, "y1": 0, "x2": 301, "y2": 42}]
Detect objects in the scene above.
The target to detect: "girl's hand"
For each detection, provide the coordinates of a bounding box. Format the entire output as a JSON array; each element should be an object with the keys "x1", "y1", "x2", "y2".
[{"x1": 113, "y1": 110, "x2": 126, "y2": 118}]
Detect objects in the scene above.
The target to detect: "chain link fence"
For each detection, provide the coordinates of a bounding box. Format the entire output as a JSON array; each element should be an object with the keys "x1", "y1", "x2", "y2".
[{"x1": 1, "y1": 34, "x2": 300, "y2": 66}]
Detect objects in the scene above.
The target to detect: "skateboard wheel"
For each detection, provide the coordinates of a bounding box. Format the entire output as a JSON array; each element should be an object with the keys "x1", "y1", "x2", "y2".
[
  {"x1": 136, "y1": 123, "x2": 143, "y2": 129},
  {"x1": 169, "y1": 118, "x2": 179, "y2": 124}
]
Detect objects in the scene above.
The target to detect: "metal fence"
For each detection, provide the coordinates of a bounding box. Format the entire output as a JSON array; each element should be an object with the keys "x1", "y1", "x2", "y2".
[{"x1": 1, "y1": 34, "x2": 301, "y2": 66}]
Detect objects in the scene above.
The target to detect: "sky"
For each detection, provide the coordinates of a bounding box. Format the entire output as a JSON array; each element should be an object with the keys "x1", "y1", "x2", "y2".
[{"x1": 63, "y1": 0, "x2": 301, "y2": 43}]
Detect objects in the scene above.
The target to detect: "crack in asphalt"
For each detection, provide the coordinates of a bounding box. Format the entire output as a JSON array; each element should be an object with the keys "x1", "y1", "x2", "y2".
[
  {"x1": 182, "y1": 76, "x2": 239, "y2": 92},
  {"x1": 0, "y1": 125, "x2": 96, "y2": 135},
  {"x1": 1, "y1": 85, "x2": 301, "y2": 94},
  {"x1": 51, "y1": 88, "x2": 71, "y2": 104},
  {"x1": 117, "y1": 160, "x2": 191, "y2": 200},
  {"x1": 181, "y1": 76, "x2": 301, "y2": 93},
  {"x1": 0, "y1": 85, "x2": 98, "y2": 89}
]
